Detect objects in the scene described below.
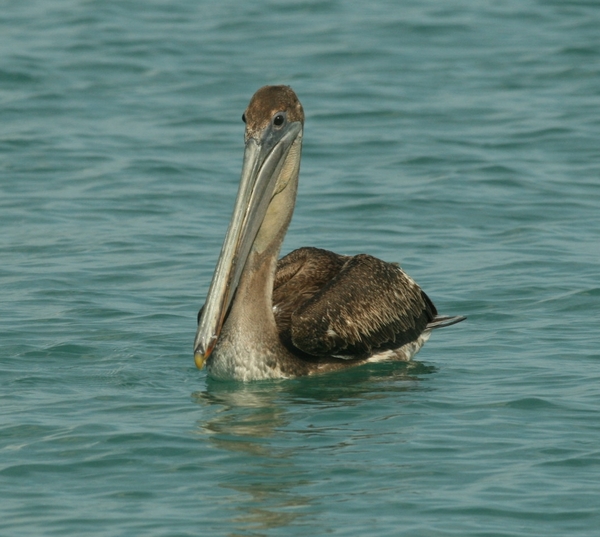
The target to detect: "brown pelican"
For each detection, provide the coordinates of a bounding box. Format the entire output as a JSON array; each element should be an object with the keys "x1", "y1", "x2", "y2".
[{"x1": 194, "y1": 85, "x2": 465, "y2": 381}]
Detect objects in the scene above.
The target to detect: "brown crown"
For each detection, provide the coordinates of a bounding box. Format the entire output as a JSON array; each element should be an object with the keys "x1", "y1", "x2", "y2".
[{"x1": 244, "y1": 85, "x2": 305, "y2": 139}]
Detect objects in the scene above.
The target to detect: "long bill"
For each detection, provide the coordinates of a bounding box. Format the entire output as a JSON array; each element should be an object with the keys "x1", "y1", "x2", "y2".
[{"x1": 194, "y1": 121, "x2": 303, "y2": 368}]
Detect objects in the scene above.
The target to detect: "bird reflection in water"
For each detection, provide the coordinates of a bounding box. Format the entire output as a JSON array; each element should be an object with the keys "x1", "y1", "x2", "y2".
[{"x1": 190, "y1": 361, "x2": 434, "y2": 533}]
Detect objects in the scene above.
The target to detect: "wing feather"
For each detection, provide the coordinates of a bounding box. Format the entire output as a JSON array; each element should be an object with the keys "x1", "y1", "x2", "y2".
[
  {"x1": 273, "y1": 247, "x2": 347, "y2": 352},
  {"x1": 273, "y1": 248, "x2": 437, "y2": 359}
]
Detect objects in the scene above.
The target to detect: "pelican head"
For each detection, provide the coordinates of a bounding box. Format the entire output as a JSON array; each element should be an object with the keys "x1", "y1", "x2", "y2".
[{"x1": 194, "y1": 86, "x2": 305, "y2": 368}]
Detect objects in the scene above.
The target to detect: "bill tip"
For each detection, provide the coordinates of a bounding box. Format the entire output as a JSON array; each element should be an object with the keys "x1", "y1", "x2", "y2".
[{"x1": 194, "y1": 351, "x2": 207, "y2": 369}]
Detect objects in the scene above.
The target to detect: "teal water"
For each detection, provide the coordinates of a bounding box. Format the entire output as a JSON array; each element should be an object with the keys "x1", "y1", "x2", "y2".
[{"x1": 2, "y1": 0, "x2": 599, "y2": 535}]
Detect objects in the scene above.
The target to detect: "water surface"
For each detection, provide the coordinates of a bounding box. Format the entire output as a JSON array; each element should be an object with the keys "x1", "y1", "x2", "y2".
[{"x1": 1, "y1": 1, "x2": 599, "y2": 535}]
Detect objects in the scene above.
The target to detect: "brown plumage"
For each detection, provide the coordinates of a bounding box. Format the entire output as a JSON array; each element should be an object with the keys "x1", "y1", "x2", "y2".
[
  {"x1": 243, "y1": 85, "x2": 305, "y2": 139},
  {"x1": 273, "y1": 247, "x2": 437, "y2": 359}
]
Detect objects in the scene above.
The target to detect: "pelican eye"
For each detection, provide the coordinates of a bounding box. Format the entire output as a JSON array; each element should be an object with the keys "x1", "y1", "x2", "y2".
[
  {"x1": 273, "y1": 113, "x2": 285, "y2": 127},
  {"x1": 242, "y1": 113, "x2": 246, "y2": 123}
]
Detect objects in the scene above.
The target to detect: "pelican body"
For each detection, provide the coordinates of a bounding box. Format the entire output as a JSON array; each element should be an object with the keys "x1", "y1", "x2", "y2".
[{"x1": 194, "y1": 86, "x2": 464, "y2": 381}]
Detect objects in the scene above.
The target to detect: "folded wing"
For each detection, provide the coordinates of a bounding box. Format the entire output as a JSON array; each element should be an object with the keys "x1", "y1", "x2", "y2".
[{"x1": 273, "y1": 247, "x2": 437, "y2": 359}]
